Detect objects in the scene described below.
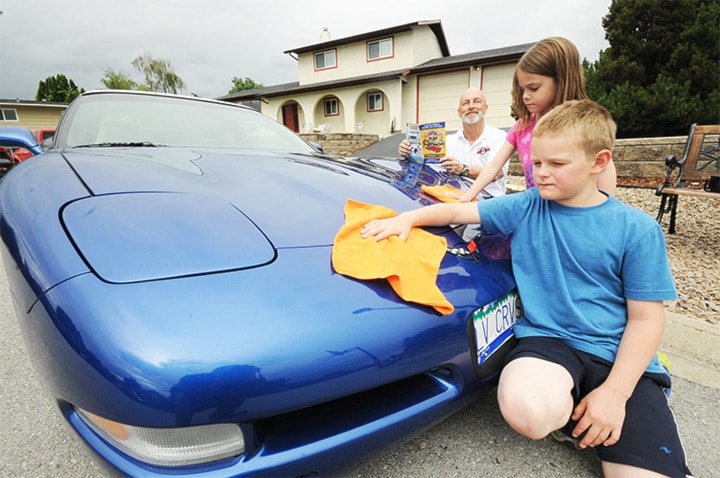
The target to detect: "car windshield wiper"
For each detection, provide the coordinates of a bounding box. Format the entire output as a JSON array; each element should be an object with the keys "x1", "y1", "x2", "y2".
[{"x1": 75, "y1": 142, "x2": 163, "y2": 148}]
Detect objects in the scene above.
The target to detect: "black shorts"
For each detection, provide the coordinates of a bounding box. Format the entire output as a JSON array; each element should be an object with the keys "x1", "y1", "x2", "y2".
[{"x1": 505, "y1": 336, "x2": 692, "y2": 477}]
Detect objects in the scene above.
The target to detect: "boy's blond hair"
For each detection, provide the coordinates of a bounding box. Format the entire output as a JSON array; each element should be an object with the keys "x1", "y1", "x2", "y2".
[{"x1": 534, "y1": 100, "x2": 617, "y2": 158}]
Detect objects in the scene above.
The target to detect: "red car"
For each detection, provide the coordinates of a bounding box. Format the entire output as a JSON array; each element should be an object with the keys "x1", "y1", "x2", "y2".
[{"x1": 13, "y1": 129, "x2": 55, "y2": 162}]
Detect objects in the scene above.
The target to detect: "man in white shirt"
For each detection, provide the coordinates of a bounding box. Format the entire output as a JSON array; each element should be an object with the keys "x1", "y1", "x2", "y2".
[{"x1": 399, "y1": 88, "x2": 508, "y2": 198}]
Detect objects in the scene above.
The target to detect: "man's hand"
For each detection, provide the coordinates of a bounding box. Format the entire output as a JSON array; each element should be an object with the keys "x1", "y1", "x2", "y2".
[
  {"x1": 439, "y1": 156, "x2": 463, "y2": 175},
  {"x1": 398, "y1": 140, "x2": 412, "y2": 158}
]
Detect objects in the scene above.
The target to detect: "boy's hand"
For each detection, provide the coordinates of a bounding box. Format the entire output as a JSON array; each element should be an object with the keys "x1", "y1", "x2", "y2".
[
  {"x1": 361, "y1": 215, "x2": 412, "y2": 242},
  {"x1": 571, "y1": 384, "x2": 627, "y2": 448}
]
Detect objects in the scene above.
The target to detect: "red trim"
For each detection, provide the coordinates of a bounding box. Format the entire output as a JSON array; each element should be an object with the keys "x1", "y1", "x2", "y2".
[
  {"x1": 323, "y1": 98, "x2": 339, "y2": 117},
  {"x1": 366, "y1": 92, "x2": 384, "y2": 113},
  {"x1": 314, "y1": 48, "x2": 338, "y2": 72},
  {"x1": 366, "y1": 37, "x2": 394, "y2": 63}
]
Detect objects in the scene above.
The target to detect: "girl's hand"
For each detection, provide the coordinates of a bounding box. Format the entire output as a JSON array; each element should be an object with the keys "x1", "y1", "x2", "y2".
[{"x1": 457, "y1": 192, "x2": 475, "y2": 203}]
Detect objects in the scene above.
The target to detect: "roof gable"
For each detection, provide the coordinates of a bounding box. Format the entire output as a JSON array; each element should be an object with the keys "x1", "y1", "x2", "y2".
[{"x1": 284, "y1": 20, "x2": 450, "y2": 57}]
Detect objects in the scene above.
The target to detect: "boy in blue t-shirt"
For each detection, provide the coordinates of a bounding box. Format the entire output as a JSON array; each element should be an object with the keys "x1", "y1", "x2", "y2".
[{"x1": 361, "y1": 100, "x2": 691, "y2": 478}]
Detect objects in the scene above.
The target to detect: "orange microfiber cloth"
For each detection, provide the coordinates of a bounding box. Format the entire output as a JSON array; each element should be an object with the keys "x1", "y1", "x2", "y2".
[
  {"x1": 332, "y1": 199, "x2": 454, "y2": 315},
  {"x1": 421, "y1": 184, "x2": 477, "y2": 203}
]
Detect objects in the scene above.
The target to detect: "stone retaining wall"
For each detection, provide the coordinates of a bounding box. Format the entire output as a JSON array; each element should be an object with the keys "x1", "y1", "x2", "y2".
[
  {"x1": 301, "y1": 133, "x2": 380, "y2": 157},
  {"x1": 302, "y1": 133, "x2": 688, "y2": 179},
  {"x1": 612, "y1": 136, "x2": 687, "y2": 178},
  {"x1": 507, "y1": 135, "x2": 687, "y2": 178}
]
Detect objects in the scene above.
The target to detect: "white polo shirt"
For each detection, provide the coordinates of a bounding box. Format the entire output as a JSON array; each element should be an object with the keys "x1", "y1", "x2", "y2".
[{"x1": 446, "y1": 124, "x2": 508, "y2": 198}]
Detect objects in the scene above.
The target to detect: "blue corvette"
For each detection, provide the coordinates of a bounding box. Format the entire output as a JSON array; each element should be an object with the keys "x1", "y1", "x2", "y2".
[{"x1": 0, "y1": 90, "x2": 517, "y2": 477}]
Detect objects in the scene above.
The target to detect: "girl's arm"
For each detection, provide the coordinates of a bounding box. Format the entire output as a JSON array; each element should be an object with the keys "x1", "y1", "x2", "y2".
[{"x1": 459, "y1": 141, "x2": 516, "y2": 202}]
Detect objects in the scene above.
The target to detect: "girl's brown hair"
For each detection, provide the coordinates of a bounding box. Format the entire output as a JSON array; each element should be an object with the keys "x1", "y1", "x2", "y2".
[{"x1": 512, "y1": 37, "x2": 587, "y2": 129}]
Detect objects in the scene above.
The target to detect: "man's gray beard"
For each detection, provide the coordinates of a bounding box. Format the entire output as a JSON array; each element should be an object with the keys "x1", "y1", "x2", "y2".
[{"x1": 461, "y1": 111, "x2": 483, "y2": 125}]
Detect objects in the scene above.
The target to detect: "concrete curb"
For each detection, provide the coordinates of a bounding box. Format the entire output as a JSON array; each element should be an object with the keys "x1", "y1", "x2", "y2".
[{"x1": 662, "y1": 312, "x2": 720, "y2": 390}]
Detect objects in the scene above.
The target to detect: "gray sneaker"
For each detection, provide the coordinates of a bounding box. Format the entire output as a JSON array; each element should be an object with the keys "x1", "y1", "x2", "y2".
[{"x1": 550, "y1": 429, "x2": 582, "y2": 451}]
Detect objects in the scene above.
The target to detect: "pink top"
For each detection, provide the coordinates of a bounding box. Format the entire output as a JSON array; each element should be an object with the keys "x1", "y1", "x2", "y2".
[{"x1": 506, "y1": 117, "x2": 536, "y2": 189}]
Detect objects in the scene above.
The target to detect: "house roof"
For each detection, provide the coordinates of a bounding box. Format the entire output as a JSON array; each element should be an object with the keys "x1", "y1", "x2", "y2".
[
  {"x1": 218, "y1": 42, "x2": 534, "y2": 102},
  {"x1": 0, "y1": 99, "x2": 67, "y2": 108},
  {"x1": 284, "y1": 20, "x2": 450, "y2": 57},
  {"x1": 412, "y1": 42, "x2": 535, "y2": 72}
]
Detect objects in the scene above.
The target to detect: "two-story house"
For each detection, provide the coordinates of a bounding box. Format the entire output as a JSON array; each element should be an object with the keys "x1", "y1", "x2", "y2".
[{"x1": 219, "y1": 20, "x2": 533, "y2": 137}]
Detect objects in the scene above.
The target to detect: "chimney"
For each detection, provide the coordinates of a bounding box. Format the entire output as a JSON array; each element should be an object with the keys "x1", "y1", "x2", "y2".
[{"x1": 320, "y1": 27, "x2": 331, "y2": 41}]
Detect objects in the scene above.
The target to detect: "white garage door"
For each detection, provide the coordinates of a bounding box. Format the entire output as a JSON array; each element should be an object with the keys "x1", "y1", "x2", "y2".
[
  {"x1": 417, "y1": 70, "x2": 471, "y2": 132},
  {"x1": 481, "y1": 63, "x2": 516, "y2": 129}
]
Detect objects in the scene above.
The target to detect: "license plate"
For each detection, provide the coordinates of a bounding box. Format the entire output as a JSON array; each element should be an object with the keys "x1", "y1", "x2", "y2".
[{"x1": 472, "y1": 289, "x2": 521, "y2": 365}]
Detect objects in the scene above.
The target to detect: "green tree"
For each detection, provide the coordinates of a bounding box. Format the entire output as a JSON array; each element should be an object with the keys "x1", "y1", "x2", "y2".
[
  {"x1": 131, "y1": 53, "x2": 186, "y2": 94},
  {"x1": 100, "y1": 68, "x2": 138, "y2": 90},
  {"x1": 585, "y1": 0, "x2": 720, "y2": 137},
  {"x1": 35, "y1": 74, "x2": 85, "y2": 102},
  {"x1": 228, "y1": 76, "x2": 264, "y2": 94}
]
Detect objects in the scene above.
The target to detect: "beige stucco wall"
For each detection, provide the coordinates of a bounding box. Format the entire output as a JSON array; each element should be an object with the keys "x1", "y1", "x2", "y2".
[
  {"x1": 260, "y1": 60, "x2": 517, "y2": 138},
  {"x1": 297, "y1": 26, "x2": 443, "y2": 86},
  {"x1": 264, "y1": 79, "x2": 405, "y2": 137}
]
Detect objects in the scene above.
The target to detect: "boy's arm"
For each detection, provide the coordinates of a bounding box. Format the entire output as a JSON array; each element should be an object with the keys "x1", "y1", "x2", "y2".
[
  {"x1": 459, "y1": 141, "x2": 515, "y2": 202},
  {"x1": 361, "y1": 202, "x2": 481, "y2": 241},
  {"x1": 571, "y1": 299, "x2": 665, "y2": 449}
]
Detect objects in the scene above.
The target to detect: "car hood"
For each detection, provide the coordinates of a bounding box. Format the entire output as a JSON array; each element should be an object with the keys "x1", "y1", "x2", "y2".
[{"x1": 61, "y1": 148, "x2": 456, "y2": 283}]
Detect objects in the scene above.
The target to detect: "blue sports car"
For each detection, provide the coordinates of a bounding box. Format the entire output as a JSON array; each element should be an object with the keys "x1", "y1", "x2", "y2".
[{"x1": 0, "y1": 90, "x2": 517, "y2": 477}]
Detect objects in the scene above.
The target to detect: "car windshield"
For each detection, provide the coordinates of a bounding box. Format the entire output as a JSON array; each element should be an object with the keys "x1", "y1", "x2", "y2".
[{"x1": 56, "y1": 92, "x2": 316, "y2": 153}]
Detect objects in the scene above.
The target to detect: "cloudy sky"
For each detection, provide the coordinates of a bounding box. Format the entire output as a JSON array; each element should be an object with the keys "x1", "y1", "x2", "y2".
[{"x1": 0, "y1": 0, "x2": 613, "y2": 101}]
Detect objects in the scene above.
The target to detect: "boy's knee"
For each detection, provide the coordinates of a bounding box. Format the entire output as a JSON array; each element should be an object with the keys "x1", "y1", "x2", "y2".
[
  {"x1": 497, "y1": 387, "x2": 560, "y2": 439},
  {"x1": 497, "y1": 364, "x2": 574, "y2": 439}
]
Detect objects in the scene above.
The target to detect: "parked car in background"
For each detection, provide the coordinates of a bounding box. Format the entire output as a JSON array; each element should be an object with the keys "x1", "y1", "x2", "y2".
[
  {"x1": 12, "y1": 128, "x2": 55, "y2": 162},
  {"x1": 0, "y1": 90, "x2": 517, "y2": 477},
  {"x1": 0, "y1": 126, "x2": 44, "y2": 178}
]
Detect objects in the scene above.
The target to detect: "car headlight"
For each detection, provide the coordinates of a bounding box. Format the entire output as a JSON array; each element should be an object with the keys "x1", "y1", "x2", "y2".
[{"x1": 76, "y1": 408, "x2": 245, "y2": 467}]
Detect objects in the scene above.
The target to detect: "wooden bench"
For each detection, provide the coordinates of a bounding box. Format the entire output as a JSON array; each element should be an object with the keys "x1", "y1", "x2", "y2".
[{"x1": 656, "y1": 124, "x2": 720, "y2": 233}]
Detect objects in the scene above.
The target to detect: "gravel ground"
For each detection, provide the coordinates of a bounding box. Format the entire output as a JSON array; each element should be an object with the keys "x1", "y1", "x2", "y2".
[
  {"x1": 616, "y1": 185, "x2": 719, "y2": 325},
  {"x1": 507, "y1": 175, "x2": 719, "y2": 325}
]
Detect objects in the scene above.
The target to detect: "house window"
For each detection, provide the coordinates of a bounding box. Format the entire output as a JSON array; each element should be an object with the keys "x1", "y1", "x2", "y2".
[
  {"x1": 239, "y1": 100, "x2": 261, "y2": 112},
  {"x1": 324, "y1": 98, "x2": 339, "y2": 116},
  {"x1": 0, "y1": 109, "x2": 18, "y2": 121},
  {"x1": 314, "y1": 50, "x2": 337, "y2": 70},
  {"x1": 367, "y1": 38, "x2": 393, "y2": 61},
  {"x1": 367, "y1": 92, "x2": 383, "y2": 112}
]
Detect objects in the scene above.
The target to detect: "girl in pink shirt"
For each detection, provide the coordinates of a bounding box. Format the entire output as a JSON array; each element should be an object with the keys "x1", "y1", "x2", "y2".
[{"x1": 460, "y1": 37, "x2": 616, "y2": 200}]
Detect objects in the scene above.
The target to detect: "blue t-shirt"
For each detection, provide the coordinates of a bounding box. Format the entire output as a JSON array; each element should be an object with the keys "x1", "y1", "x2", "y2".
[{"x1": 477, "y1": 188, "x2": 677, "y2": 374}]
